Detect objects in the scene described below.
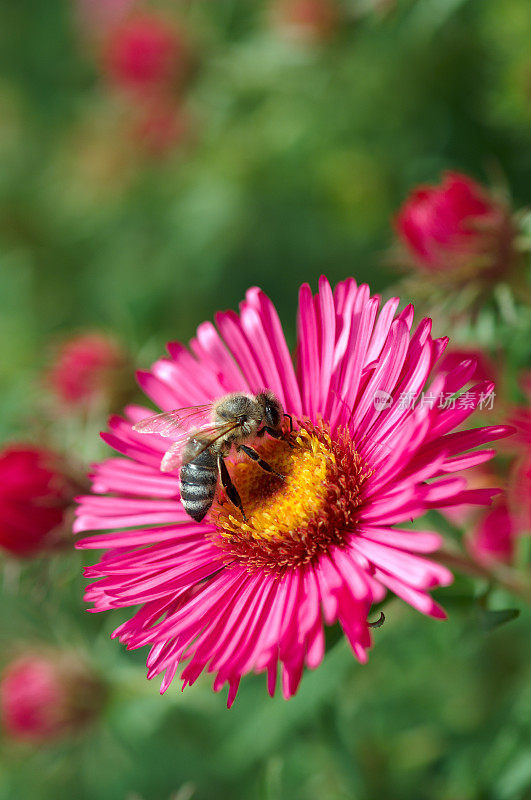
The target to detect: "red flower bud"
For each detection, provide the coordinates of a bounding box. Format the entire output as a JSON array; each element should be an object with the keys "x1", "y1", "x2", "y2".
[
  {"x1": 468, "y1": 501, "x2": 516, "y2": 565},
  {"x1": 103, "y1": 13, "x2": 189, "y2": 95},
  {"x1": 0, "y1": 445, "x2": 72, "y2": 557},
  {"x1": 395, "y1": 172, "x2": 516, "y2": 279},
  {"x1": 47, "y1": 332, "x2": 129, "y2": 410},
  {"x1": 0, "y1": 651, "x2": 106, "y2": 742}
]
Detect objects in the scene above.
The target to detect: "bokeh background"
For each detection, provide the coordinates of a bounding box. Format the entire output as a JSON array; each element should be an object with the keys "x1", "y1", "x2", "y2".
[{"x1": 0, "y1": 1, "x2": 530, "y2": 798}]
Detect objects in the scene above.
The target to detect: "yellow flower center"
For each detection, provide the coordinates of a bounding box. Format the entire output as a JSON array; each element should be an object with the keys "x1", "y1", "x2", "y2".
[
  {"x1": 215, "y1": 430, "x2": 333, "y2": 541},
  {"x1": 210, "y1": 423, "x2": 371, "y2": 573}
]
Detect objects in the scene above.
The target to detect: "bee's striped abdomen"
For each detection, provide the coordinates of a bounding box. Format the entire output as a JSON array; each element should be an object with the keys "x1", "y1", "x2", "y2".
[{"x1": 179, "y1": 448, "x2": 218, "y2": 522}]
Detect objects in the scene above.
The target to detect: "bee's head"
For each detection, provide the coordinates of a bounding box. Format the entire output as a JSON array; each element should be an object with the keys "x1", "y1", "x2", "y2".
[{"x1": 256, "y1": 390, "x2": 283, "y2": 430}]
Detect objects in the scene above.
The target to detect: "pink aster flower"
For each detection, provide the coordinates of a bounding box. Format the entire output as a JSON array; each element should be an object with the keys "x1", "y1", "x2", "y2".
[
  {"x1": 76, "y1": 277, "x2": 511, "y2": 705},
  {"x1": 394, "y1": 172, "x2": 516, "y2": 281}
]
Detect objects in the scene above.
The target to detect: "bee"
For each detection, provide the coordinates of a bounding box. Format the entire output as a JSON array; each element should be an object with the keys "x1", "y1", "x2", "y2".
[{"x1": 133, "y1": 391, "x2": 293, "y2": 523}]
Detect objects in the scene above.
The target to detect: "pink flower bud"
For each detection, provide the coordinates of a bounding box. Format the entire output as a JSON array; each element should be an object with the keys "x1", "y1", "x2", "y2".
[
  {"x1": 394, "y1": 172, "x2": 516, "y2": 278},
  {"x1": 0, "y1": 445, "x2": 72, "y2": 557},
  {"x1": 468, "y1": 501, "x2": 516, "y2": 565},
  {"x1": 103, "y1": 13, "x2": 189, "y2": 96},
  {"x1": 0, "y1": 652, "x2": 106, "y2": 742},
  {"x1": 47, "y1": 332, "x2": 129, "y2": 410}
]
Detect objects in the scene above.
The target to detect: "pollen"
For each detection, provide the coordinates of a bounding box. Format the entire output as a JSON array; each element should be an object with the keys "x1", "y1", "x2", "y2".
[{"x1": 210, "y1": 423, "x2": 372, "y2": 573}]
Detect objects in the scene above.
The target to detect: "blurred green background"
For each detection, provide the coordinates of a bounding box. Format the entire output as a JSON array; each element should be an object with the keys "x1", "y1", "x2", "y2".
[{"x1": 0, "y1": 1, "x2": 530, "y2": 798}]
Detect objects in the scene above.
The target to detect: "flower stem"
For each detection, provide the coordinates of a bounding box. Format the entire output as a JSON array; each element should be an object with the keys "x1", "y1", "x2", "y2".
[{"x1": 436, "y1": 549, "x2": 531, "y2": 602}]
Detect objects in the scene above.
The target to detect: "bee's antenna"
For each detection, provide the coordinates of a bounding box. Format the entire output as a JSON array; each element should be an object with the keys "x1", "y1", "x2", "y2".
[{"x1": 368, "y1": 611, "x2": 385, "y2": 629}]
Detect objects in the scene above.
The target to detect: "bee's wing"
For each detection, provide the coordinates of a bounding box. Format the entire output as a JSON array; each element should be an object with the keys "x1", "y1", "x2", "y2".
[
  {"x1": 133, "y1": 404, "x2": 213, "y2": 439},
  {"x1": 160, "y1": 419, "x2": 243, "y2": 473},
  {"x1": 159, "y1": 436, "x2": 189, "y2": 473}
]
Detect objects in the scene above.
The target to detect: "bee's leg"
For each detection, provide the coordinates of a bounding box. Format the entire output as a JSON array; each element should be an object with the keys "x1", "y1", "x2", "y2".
[
  {"x1": 256, "y1": 426, "x2": 294, "y2": 448},
  {"x1": 218, "y1": 455, "x2": 247, "y2": 521},
  {"x1": 258, "y1": 426, "x2": 283, "y2": 439},
  {"x1": 239, "y1": 445, "x2": 285, "y2": 480}
]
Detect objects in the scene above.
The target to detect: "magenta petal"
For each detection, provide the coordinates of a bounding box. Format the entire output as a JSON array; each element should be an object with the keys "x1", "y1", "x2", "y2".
[
  {"x1": 358, "y1": 526, "x2": 443, "y2": 553},
  {"x1": 244, "y1": 287, "x2": 303, "y2": 415},
  {"x1": 373, "y1": 568, "x2": 448, "y2": 619},
  {"x1": 352, "y1": 538, "x2": 453, "y2": 589},
  {"x1": 297, "y1": 282, "x2": 320, "y2": 420},
  {"x1": 190, "y1": 321, "x2": 248, "y2": 393},
  {"x1": 215, "y1": 310, "x2": 265, "y2": 392},
  {"x1": 240, "y1": 304, "x2": 293, "y2": 411}
]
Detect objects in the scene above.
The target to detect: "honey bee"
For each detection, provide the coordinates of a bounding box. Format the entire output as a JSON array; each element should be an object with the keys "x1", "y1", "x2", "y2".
[{"x1": 133, "y1": 391, "x2": 293, "y2": 523}]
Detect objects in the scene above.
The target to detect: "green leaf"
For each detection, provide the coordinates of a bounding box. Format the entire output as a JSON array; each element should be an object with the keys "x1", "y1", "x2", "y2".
[{"x1": 478, "y1": 608, "x2": 521, "y2": 632}]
